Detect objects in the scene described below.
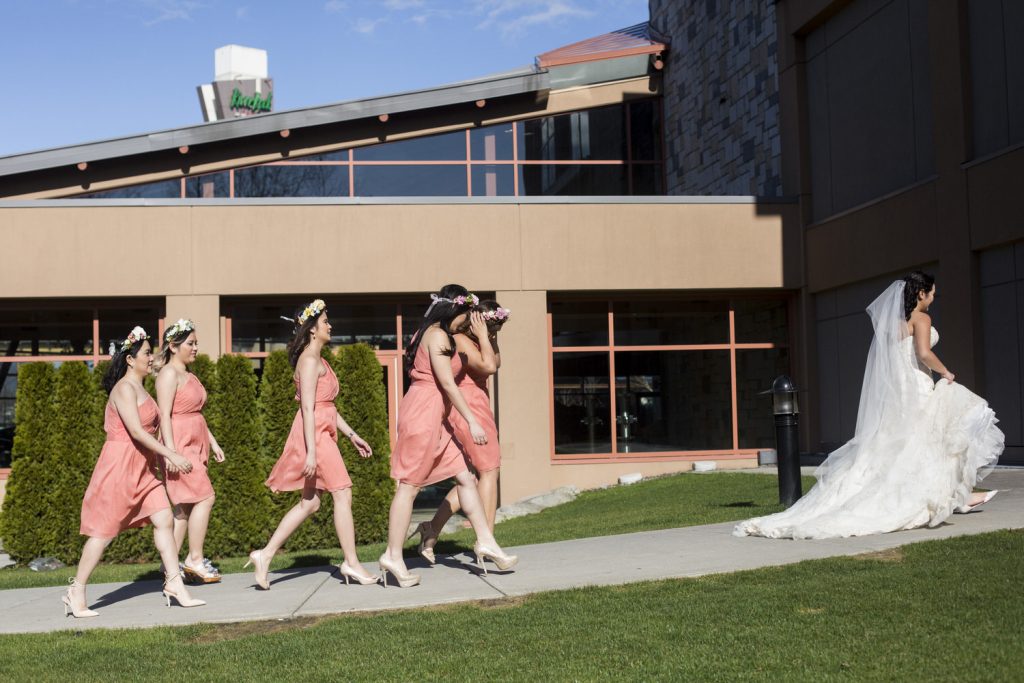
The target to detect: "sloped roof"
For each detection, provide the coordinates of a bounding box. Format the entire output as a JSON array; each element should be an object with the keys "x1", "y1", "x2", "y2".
[{"x1": 536, "y1": 22, "x2": 668, "y2": 68}]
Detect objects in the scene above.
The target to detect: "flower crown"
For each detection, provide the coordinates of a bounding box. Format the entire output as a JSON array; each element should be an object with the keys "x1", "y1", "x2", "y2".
[
  {"x1": 424, "y1": 292, "x2": 479, "y2": 317},
  {"x1": 121, "y1": 326, "x2": 150, "y2": 352},
  {"x1": 480, "y1": 307, "x2": 511, "y2": 323},
  {"x1": 164, "y1": 318, "x2": 195, "y2": 342},
  {"x1": 298, "y1": 299, "x2": 326, "y2": 325}
]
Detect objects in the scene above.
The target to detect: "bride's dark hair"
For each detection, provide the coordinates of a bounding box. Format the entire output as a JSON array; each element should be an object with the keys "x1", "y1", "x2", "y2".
[
  {"x1": 902, "y1": 271, "x2": 935, "y2": 320},
  {"x1": 404, "y1": 284, "x2": 472, "y2": 374}
]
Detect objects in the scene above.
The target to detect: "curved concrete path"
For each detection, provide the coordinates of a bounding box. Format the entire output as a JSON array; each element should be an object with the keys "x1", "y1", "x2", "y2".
[{"x1": 1, "y1": 469, "x2": 1020, "y2": 635}]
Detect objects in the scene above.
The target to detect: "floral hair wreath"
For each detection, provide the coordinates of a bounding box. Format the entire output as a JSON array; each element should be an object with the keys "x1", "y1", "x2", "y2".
[
  {"x1": 164, "y1": 318, "x2": 195, "y2": 342},
  {"x1": 120, "y1": 326, "x2": 150, "y2": 352},
  {"x1": 480, "y1": 307, "x2": 511, "y2": 323},
  {"x1": 298, "y1": 299, "x2": 326, "y2": 325},
  {"x1": 424, "y1": 292, "x2": 479, "y2": 317}
]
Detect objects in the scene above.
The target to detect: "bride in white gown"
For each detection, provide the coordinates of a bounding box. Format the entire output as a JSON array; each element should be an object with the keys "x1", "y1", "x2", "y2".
[{"x1": 735, "y1": 272, "x2": 1003, "y2": 540}]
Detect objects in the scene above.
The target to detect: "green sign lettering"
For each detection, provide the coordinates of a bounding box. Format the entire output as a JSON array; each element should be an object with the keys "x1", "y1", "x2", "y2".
[{"x1": 230, "y1": 88, "x2": 273, "y2": 113}]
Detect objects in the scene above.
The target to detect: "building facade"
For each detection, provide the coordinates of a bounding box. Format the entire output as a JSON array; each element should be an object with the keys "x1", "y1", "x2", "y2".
[
  {"x1": 0, "y1": 25, "x2": 798, "y2": 506},
  {"x1": 4, "y1": 0, "x2": 1017, "y2": 509}
]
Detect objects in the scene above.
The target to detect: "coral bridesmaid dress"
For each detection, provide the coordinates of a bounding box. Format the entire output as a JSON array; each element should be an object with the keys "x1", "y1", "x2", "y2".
[
  {"x1": 266, "y1": 357, "x2": 352, "y2": 493},
  {"x1": 163, "y1": 373, "x2": 215, "y2": 505},
  {"x1": 444, "y1": 361, "x2": 501, "y2": 473},
  {"x1": 80, "y1": 396, "x2": 171, "y2": 538},
  {"x1": 391, "y1": 343, "x2": 469, "y2": 487}
]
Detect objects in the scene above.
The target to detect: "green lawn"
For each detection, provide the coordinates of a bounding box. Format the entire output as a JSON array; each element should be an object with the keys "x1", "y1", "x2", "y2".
[
  {"x1": 0, "y1": 472, "x2": 814, "y2": 590},
  {"x1": 0, "y1": 529, "x2": 1018, "y2": 681}
]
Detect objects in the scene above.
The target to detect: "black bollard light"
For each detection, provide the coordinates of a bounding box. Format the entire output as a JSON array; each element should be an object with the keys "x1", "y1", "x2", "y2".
[{"x1": 766, "y1": 375, "x2": 802, "y2": 506}]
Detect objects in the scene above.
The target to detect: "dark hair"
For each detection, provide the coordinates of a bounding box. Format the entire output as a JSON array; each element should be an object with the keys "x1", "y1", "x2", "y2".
[
  {"x1": 404, "y1": 284, "x2": 472, "y2": 374},
  {"x1": 474, "y1": 299, "x2": 507, "y2": 337},
  {"x1": 102, "y1": 338, "x2": 150, "y2": 394},
  {"x1": 157, "y1": 326, "x2": 195, "y2": 372},
  {"x1": 903, "y1": 270, "x2": 936, "y2": 320},
  {"x1": 286, "y1": 304, "x2": 326, "y2": 368}
]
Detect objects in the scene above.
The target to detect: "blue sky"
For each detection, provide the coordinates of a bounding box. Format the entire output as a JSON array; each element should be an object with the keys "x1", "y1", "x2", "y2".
[{"x1": 0, "y1": 0, "x2": 649, "y2": 156}]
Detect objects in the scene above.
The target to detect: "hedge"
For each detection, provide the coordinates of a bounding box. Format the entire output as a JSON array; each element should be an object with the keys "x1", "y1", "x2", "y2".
[
  {"x1": 0, "y1": 363, "x2": 58, "y2": 561},
  {"x1": 205, "y1": 354, "x2": 273, "y2": 557},
  {"x1": 0, "y1": 347, "x2": 393, "y2": 564},
  {"x1": 334, "y1": 344, "x2": 394, "y2": 544},
  {"x1": 48, "y1": 362, "x2": 105, "y2": 563}
]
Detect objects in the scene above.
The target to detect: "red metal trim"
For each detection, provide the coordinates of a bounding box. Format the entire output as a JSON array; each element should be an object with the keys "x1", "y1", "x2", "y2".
[
  {"x1": 607, "y1": 304, "x2": 617, "y2": 455},
  {"x1": 348, "y1": 149, "x2": 355, "y2": 197},
  {"x1": 465, "y1": 130, "x2": 472, "y2": 197},
  {"x1": 551, "y1": 451, "x2": 757, "y2": 465},
  {"x1": 0, "y1": 468, "x2": 10, "y2": 480},
  {"x1": 512, "y1": 122, "x2": 520, "y2": 197}
]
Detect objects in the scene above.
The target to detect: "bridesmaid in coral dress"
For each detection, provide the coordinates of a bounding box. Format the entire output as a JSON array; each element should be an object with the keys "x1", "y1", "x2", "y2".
[
  {"x1": 379, "y1": 285, "x2": 518, "y2": 588},
  {"x1": 66, "y1": 327, "x2": 205, "y2": 618},
  {"x1": 416, "y1": 300, "x2": 510, "y2": 562},
  {"x1": 247, "y1": 299, "x2": 378, "y2": 590},
  {"x1": 155, "y1": 319, "x2": 225, "y2": 584}
]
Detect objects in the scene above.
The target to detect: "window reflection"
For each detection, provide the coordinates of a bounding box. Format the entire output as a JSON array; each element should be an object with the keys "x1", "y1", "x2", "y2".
[
  {"x1": 234, "y1": 165, "x2": 347, "y2": 197},
  {"x1": 470, "y1": 125, "x2": 514, "y2": 161},
  {"x1": 519, "y1": 106, "x2": 626, "y2": 160},
  {"x1": 519, "y1": 164, "x2": 627, "y2": 195},
  {"x1": 736, "y1": 348, "x2": 791, "y2": 449},
  {"x1": 354, "y1": 165, "x2": 466, "y2": 197},
  {"x1": 355, "y1": 131, "x2": 465, "y2": 161},
  {"x1": 553, "y1": 352, "x2": 612, "y2": 454},
  {"x1": 551, "y1": 301, "x2": 608, "y2": 347},
  {"x1": 185, "y1": 172, "x2": 229, "y2": 198},
  {"x1": 79, "y1": 180, "x2": 181, "y2": 199},
  {"x1": 471, "y1": 165, "x2": 514, "y2": 196},
  {"x1": 614, "y1": 300, "x2": 730, "y2": 345},
  {"x1": 614, "y1": 351, "x2": 732, "y2": 452}
]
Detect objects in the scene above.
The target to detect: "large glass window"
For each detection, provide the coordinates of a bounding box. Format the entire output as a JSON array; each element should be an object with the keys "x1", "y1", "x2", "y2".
[
  {"x1": 550, "y1": 296, "x2": 790, "y2": 458},
  {"x1": 68, "y1": 100, "x2": 663, "y2": 199},
  {"x1": 0, "y1": 299, "x2": 165, "y2": 465}
]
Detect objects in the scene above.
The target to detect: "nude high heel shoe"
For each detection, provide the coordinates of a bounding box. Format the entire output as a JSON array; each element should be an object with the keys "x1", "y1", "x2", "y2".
[
  {"x1": 377, "y1": 554, "x2": 421, "y2": 588},
  {"x1": 473, "y1": 541, "x2": 518, "y2": 576},
  {"x1": 339, "y1": 561, "x2": 379, "y2": 585},
  {"x1": 414, "y1": 521, "x2": 437, "y2": 565},
  {"x1": 61, "y1": 578, "x2": 99, "y2": 618},
  {"x1": 243, "y1": 549, "x2": 270, "y2": 590},
  {"x1": 162, "y1": 572, "x2": 206, "y2": 608},
  {"x1": 956, "y1": 490, "x2": 998, "y2": 513}
]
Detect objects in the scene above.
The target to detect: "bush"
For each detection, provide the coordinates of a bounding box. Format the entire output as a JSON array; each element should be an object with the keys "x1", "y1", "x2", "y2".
[
  {"x1": 334, "y1": 344, "x2": 394, "y2": 543},
  {"x1": 190, "y1": 354, "x2": 216, "y2": 393},
  {"x1": 0, "y1": 363, "x2": 58, "y2": 561},
  {"x1": 205, "y1": 354, "x2": 272, "y2": 557},
  {"x1": 48, "y1": 362, "x2": 105, "y2": 563}
]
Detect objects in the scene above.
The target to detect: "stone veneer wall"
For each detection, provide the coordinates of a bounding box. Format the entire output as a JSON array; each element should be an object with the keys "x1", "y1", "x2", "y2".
[{"x1": 649, "y1": 0, "x2": 782, "y2": 196}]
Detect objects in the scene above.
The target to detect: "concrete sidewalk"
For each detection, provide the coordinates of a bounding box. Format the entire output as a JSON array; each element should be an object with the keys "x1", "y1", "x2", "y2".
[{"x1": 2, "y1": 469, "x2": 1021, "y2": 635}]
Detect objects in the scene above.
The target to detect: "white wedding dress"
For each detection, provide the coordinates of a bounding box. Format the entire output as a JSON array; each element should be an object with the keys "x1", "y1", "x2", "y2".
[{"x1": 735, "y1": 281, "x2": 1003, "y2": 540}]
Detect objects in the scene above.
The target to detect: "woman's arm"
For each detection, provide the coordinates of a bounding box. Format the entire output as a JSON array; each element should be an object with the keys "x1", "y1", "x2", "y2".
[
  {"x1": 296, "y1": 354, "x2": 321, "y2": 478},
  {"x1": 207, "y1": 426, "x2": 225, "y2": 462},
  {"x1": 425, "y1": 328, "x2": 487, "y2": 445},
  {"x1": 461, "y1": 312, "x2": 497, "y2": 375},
  {"x1": 110, "y1": 383, "x2": 191, "y2": 473},
  {"x1": 336, "y1": 412, "x2": 372, "y2": 458},
  {"x1": 154, "y1": 367, "x2": 178, "y2": 451},
  {"x1": 911, "y1": 312, "x2": 954, "y2": 382}
]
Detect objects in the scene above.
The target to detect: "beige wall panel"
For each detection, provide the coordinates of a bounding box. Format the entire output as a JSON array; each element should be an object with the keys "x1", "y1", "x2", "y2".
[
  {"x1": 188, "y1": 205, "x2": 523, "y2": 295},
  {"x1": 0, "y1": 207, "x2": 192, "y2": 297},
  {"x1": 805, "y1": 181, "x2": 938, "y2": 292},
  {"x1": 518, "y1": 203, "x2": 791, "y2": 291},
  {"x1": 164, "y1": 294, "x2": 221, "y2": 359},
  {"x1": 493, "y1": 290, "x2": 554, "y2": 504},
  {"x1": 967, "y1": 148, "x2": 1024, "y2": 251}
]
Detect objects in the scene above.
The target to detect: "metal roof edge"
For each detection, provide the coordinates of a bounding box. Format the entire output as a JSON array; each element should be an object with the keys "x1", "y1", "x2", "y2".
[
  {"x1": 0, "y1": 196, "x2": 799, "y2": 208},
  {"x1": 0, "y1": 66, "x2": 549, "y2": 178}
]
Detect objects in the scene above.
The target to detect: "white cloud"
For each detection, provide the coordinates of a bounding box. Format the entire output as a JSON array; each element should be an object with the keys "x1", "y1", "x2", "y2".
[
  {"x1": 472, "y1": 1, "x2": 594, "y2": 38},
  {"x1": 323, "y1": 0, "x2": 348, "y2": 14},
  {"x1": 383, "y1": 0, "x2": 425, "y2": 8},
  {"x1": 140, "y1": 0, "x2": 204, "y2": 26},
  {"x1": 353, "y1": 16, "x2": 386, "y2": 33}
]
